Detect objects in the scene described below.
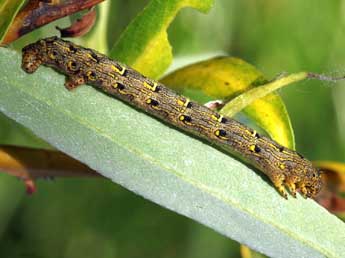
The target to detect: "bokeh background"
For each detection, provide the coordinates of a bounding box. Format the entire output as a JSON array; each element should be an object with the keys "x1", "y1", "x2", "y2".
[{"x1": 1, "y1": 0, "x2": 345, "y2": 257}]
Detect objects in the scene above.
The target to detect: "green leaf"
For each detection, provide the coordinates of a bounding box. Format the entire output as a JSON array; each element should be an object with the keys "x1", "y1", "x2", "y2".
[
  {"x1": 1, "y1": 47, "x2": 345, "y2": 258},
  {"x1": 0, "y1": 0, "x2": 26, "y2": 43},
  {"x1": 222, "y1": 72, "x2": 308, "y2": 117},
  {"x1": 161, "y1": 57, "x2": 295, "y2": 149},
  {"x1": 109, "y1": 0, "x2": 214, "y2": 79}
]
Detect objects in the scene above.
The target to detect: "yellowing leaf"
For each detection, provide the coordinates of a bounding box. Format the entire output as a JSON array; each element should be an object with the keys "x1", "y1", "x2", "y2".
[
  {"x1": 161, "y1": 57, "x2": 295, "y2": 149},
  {"x1": 313, "y1": 161, "x2": 345, "y2": 217},
  {"x1": 0, "y1": 0, "x2": 26, "y2": 43}
]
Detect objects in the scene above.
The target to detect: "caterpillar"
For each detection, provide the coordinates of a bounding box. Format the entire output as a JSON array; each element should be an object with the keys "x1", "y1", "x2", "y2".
[{"x1": 21, "y1": 37, "x2": 322, "y2": 199}]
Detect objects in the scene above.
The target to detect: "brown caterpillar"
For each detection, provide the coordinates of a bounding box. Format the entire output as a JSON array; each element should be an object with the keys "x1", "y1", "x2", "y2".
[{"x1": 21, "y1": 37, "x2": 322, "y2": 199}]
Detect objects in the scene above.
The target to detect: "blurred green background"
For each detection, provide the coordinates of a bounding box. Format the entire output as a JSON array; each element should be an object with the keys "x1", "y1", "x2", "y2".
[{"x1": 1, "y1": 0, "x2": 345, "y2": 257}]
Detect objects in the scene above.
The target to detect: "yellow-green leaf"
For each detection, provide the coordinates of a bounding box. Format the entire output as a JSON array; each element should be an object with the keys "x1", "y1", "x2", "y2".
[
  {"x1": 109, "y1": 0, "x2": 214, "y2": 79},
  {"x1": 161, "y1": 57, "x2": 295, "y2": 149},
  {"x1": 0, "y1": 0, "x2": 26, "y2": 43}
]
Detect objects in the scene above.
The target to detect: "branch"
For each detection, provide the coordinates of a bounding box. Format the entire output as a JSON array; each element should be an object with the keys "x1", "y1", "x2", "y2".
[{"x1": 0, "y1": 145, "x2": 102, "y2": 193}]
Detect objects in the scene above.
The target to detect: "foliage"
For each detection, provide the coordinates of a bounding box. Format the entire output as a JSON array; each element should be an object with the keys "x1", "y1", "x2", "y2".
[{"x1": 0, "y1": 1, "x2": 345, "y2": 258}]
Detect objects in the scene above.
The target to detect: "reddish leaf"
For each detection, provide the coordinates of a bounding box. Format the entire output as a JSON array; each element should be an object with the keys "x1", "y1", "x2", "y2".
[
  {"x1": 56, "y1": 8, "x2": 96, "y2": 38},
  {"x1": 313, "y1": 161, "x2": 345, "y2": 215},
  {"x1": 0, "y1": 145, "x2": 102, "y2": 193},
  {"x1": 2, "y1": 0, "x2": 104, "y2": 45}
]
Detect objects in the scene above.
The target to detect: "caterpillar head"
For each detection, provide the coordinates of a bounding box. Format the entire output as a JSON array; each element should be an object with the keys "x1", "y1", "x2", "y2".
[
  {"x1": 301, "y1": 167, "x2": 323, "y2": 198},
  {"x1": 22, "y1": 39, "x2": 46, "y2": 73},
  {"x1": 21, "y1": 36, "x2": 61, "y2": 73}
]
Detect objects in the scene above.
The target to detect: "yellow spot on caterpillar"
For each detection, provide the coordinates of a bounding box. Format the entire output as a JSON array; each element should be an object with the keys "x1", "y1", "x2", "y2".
[
  {"x1": 87, "y1": 53, "x2": 97, "y2": 62},
  {"x1": 177, "y1": 99, "x2": 185, "y2": 106},
  {"x1": 144, "y1": 81, "x2": 158, "y2": 91},
  {"x1": 112, "y1": 83, "x2": 118, "y2": 89},
  {"x1": 279, "y1": 164, "x2": 286, "y2": 170},
  {"x1": 86, "y1": 71, "x2": 96, "y2": 81},
  {"x1": 214, "y1": 129, "x2": 228, "y2": 140},
  {"x1": 211, "y1": 114, "x2": 223, "y2": 122},
  {"x1": 67, "y1": 61, "x2": 77, "y2": 71},
  {"x1": 146, "y1": 99, "x2": 152, "y2": 104},
  {"x1": 111, "y1": 64, "x2": 126, "y2": 75},
  {"x1": 53, "y1": 42, "x2": 69, "y2": 52},
  {"x1": 48, "y1": 50, "x2": 57, "y2": 59},
  {"x1": 177, "y1": 98, "x2": 190, "y2": 107},
  {"x1": 179, "y1": 115, "x2": 192, "y2": 125},
  {"x1": 249, "y1": 144, "x2": 261, "y2": 153}
]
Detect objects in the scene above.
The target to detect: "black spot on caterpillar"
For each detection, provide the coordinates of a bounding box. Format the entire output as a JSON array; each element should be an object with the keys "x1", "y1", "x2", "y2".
[{"x1": 21, "y1": 37, "x2": 323, "y2": 199}]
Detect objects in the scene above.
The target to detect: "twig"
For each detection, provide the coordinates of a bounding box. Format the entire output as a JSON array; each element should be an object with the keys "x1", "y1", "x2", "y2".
[{"x1": 0, "y1": 144, "x2": 101, "y2": 179}]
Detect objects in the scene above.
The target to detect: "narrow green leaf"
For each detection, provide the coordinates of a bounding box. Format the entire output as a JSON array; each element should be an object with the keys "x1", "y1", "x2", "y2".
[
  {"x1": 222, "y1": 72, "x2": 308, "y2": 117},
  {"x1": 0, "y1": 0, "x2": 26, "y2": 43},
  {"x1": 161, "y1": 57, "x2": 295, "y2": 149},
  {"x1": 109, "y1": 0, "x2": 214, "y2": 79},
  {"x1": 1, "y1": 48, "x2": 345, "y2": 258}
]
